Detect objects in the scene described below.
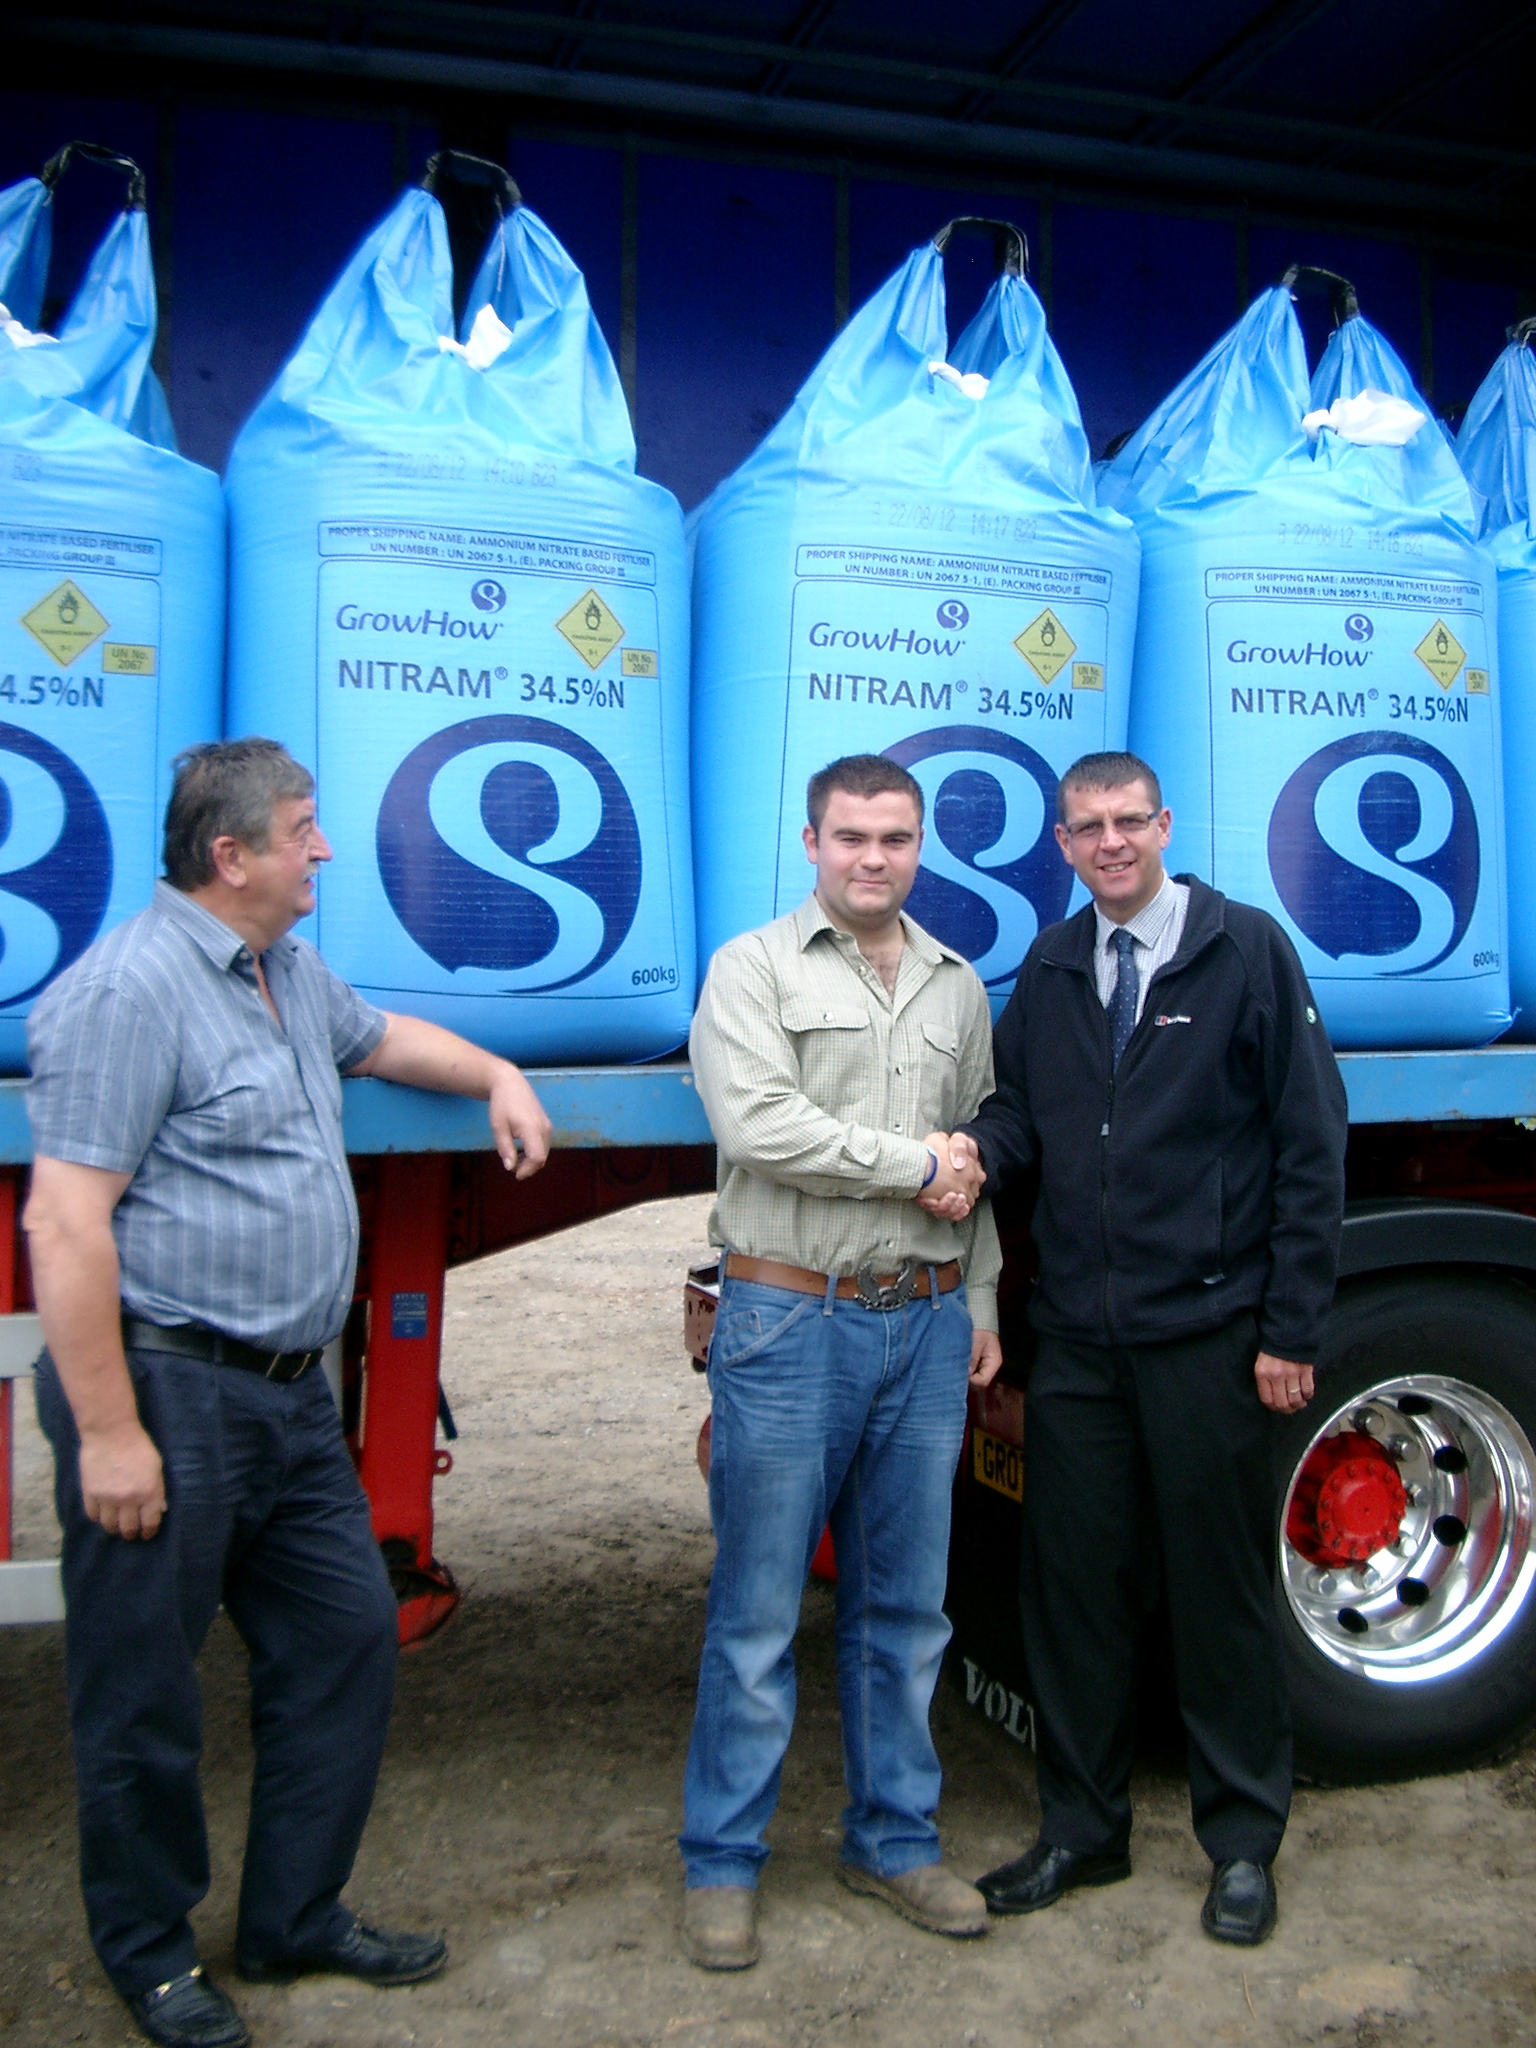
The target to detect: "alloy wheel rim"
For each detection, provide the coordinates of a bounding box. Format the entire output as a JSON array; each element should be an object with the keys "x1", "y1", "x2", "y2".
[{"x1": 1279, "y1": 1373, "x2": 1536, "y2": 1684}]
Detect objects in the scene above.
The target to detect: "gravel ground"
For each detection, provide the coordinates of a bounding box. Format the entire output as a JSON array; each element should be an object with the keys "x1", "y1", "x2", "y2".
[{"x1": 3, "y1": 1192, "x2": 1536, "y2": 2047}]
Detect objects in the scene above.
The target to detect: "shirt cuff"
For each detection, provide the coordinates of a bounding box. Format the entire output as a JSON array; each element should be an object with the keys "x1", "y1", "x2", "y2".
[
  {"x1": 965, "y1": 1282, "x2": 999, "y2": 1333},
  {"x1": 877, "y1": 1132, "x2": 935, "y2": 1196}
]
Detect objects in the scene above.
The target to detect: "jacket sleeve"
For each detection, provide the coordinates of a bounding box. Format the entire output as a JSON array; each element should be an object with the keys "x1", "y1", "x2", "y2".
[
  {"x1": 956, "y1": 963, "x2": 1039, "y2": 1196},
  {"x1": 689, "y1": 941, "x2": 931, "y2": 1200},
  {"x1": 1254, "y1": 923, "x2": 1349, "y2": 1362}
]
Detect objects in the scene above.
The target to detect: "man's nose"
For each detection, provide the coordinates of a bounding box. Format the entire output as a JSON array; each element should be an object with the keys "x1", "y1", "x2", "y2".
[{"x1": 313, "y1": 830, "x2": 334, "y2": 863}]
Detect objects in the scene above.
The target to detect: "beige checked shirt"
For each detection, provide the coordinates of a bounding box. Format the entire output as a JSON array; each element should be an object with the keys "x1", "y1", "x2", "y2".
[{"x1": 690, "y1": 893, "x2": 1001, "y2": 1332}]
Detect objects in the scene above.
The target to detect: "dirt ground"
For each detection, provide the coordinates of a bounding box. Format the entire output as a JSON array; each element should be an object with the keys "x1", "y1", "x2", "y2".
[{"x1": 4, "y1": 1191, "x2": 1536, "y2": 2048}]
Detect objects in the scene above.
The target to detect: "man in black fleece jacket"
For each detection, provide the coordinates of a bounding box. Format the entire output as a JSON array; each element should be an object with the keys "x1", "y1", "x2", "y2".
[{"x1": 937, "y1": 750, "x2": 1346, "y2": 1947}]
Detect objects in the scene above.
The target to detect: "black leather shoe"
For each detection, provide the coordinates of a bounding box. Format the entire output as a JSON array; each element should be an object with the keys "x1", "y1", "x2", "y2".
[
  {"x1": 976, "y1": 1840, "x2": 1132, "y2": 1916},
  {"x1": 125, "y1": 1968, "x2": 250, "y2": 2048},
  {"x1": 237, "y1": 1916, "x2": 448, "y2": 1987},
  {"x1": 1201, "y1": 1859, "x2": 1277, "y2": 1946}
]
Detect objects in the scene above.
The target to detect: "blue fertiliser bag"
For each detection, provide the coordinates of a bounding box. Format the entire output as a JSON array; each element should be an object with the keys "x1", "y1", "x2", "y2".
[
  {"x1": 1101, "y1": 271, "x2": 1508, "y2": 1050},
  {"x1": 689, "y1": 220, "x2": 1139, "y2": 1009},
  {"x1": 0, "y1": 175, "x2": 52, "y2": 329},
  {"x1": 226, "y1": 155, "x2": 693, "y2": 1063},
  {"x1": 0, "y1": 146, "x2": 223, "y2": 1073},
  {"x1": 1458, "y1": 323, "x2": 1536, "y2": 1035}
]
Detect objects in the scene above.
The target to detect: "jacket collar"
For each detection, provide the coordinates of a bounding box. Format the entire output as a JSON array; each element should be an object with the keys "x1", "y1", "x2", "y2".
[{"x1": 1038, "y1": 873, "x2": 1226, "y2": 978}]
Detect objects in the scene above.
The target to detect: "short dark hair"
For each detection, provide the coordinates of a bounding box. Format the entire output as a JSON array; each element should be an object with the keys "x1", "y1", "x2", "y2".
[
  {"x1": 806, "y1": 754, "x2": 924, "y2": 834},
  {"x1": 1057, "y1": 750, "x2": 1162, "y2": 822},
  {"x1": 163, "y1": 738, "x2": 314, "y2": 890}
]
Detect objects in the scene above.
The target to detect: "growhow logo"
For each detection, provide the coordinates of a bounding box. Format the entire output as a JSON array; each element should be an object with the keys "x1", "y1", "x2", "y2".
[
  {"x1": 376, "y1": 715, "x2": 641, "y2": 991},
  {"x1": 334, "y1": 603, "x2": 502, "y2": 640},
  {"x1": 883, "y1": 726, "x2": 1072, "y2": 989},
  {"x1": 1268, "y1": 731, "x2": 1479, "y2": 975},
  {"x1": 0, "y1": 724, "x2": 112, "y2": 1009}
]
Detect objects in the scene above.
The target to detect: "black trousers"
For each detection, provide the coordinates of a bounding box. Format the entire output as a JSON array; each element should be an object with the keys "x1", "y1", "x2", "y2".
[
  {"x1": 1018, "y1": 1311, "x2": 1292, "y2": 1866},
  {"x1": 36, "y1": 1345, "x2": 399, "y2": 1997}
]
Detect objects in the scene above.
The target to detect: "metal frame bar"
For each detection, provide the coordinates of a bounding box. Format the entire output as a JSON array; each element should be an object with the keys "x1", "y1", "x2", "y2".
[
  {"x1": 0, "y1": 1187, "x2": 63, "y2": 1621},
  {"x1": 0, "y1": 1055, "x2": 1532, "y2": 1168},
  {"x1": 1307, "y1": 6, "x2": 1536, "y2": 179},
  {"x1": 8, "y1": 11, "x2": 1532, "y2": 192},
  {"x1": 1128, "y1": 0, "x2": 1344, "y2": 149},
  {"x1": 952, "y1": 0, "x2": 1098, "y2": 125}
]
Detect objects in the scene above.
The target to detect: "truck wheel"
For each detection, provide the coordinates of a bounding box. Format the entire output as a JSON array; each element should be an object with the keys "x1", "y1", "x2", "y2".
[{"x1": 1277, "y1": 1272, "x2": 1536, "y2": 1783}]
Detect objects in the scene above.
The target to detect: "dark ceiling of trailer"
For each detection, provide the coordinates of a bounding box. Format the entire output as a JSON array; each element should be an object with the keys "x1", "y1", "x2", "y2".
[{"x1": 7, "y1": 0, "x2": 1535, "y2": 240}]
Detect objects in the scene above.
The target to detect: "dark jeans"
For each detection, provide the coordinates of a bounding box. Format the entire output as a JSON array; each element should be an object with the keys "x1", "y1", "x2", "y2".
[
  {"x1": 35, "y1": 1346, "x2": 399, "y2": 1997},
  {"x1": 1019, "y1": 1311, "x2": 1292, "y2": 1866}
]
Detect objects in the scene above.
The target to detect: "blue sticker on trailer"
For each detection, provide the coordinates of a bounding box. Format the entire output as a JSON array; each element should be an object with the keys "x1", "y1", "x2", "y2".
[{"x1": 391, "y1": 1291, "x2": 429, "y2": 1339}]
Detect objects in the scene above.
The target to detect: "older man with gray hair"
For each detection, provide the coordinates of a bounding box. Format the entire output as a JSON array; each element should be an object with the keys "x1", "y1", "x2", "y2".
[{"x1": 24, "y1": 737, "x2": 552, "y2": 2048}]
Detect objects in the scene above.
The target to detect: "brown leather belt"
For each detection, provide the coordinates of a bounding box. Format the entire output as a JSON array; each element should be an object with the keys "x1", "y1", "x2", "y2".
[{"x1": 724, "y1": 1253, "x2": 962, "y2": 1313}]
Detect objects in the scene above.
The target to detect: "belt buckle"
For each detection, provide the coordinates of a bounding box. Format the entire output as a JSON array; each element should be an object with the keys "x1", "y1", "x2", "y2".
[{"x1": 854, "y1": 1258, "x2": 917, "y2": 1313}]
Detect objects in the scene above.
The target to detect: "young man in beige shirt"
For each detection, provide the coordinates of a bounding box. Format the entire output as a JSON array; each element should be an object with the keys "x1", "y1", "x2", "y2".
[{"x1": 680, "y1": 753, "x2": 1000, "y2": 1970}]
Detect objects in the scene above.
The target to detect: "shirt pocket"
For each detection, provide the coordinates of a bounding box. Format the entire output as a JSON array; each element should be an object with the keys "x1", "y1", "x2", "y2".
[
  {"x1": 781, "y1": 998, "x2": 872, "y2": 1117},
  {"x1": 914, "y1": 1019, "x2": 961, "y2": 1137}
]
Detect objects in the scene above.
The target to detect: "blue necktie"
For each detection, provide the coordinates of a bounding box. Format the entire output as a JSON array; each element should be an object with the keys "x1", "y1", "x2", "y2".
[{"x1": 1108, "y1": 926, "x2": 1139, "y2": 1070}]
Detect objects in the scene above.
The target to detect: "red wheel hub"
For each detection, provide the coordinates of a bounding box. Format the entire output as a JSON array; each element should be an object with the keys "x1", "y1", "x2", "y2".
[{"x1": 1286, "y1": 1431, "x2": 1408, "y2": 1568}]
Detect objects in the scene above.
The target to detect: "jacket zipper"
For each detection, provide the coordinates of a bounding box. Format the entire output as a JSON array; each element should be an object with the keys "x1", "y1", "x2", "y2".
[
  {"x1": 1099, "y1": 993, "x2": 1115, "y2": 1342},
  {"x1": 1098, "y1": 958, "x2": 1174, "y2": 1340}
]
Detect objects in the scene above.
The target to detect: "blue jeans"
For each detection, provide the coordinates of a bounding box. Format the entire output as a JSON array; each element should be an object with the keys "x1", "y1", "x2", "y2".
[
  {"x1": 680, "y1": 1275, "x2": 972, "y2": 1889},
  {"x1": 35, "y1": 1346, "x2": 399, "y2": 1996}
]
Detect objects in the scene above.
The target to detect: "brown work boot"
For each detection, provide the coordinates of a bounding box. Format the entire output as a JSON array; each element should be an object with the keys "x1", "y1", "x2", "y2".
[
  {"x1": 681, "y1": 1885, "x2": 759, "y2": 1970},
  {"x1": 838, "y1": 1860, "x2": 990, "y2": 1937}
]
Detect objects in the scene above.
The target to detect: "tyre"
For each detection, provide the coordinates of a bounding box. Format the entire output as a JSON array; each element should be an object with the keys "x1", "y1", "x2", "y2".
[{"x1": 1277, "y1": 1271, "x2": 1536, "y2": 1783}]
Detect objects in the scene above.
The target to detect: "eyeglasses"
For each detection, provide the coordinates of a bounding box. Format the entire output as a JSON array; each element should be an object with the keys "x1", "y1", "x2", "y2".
[{"x1": 1061, "y1": 810, "x2": 1161, "y2": 845}]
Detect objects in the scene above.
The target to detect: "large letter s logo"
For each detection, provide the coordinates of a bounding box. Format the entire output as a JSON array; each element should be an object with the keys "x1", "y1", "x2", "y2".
[
  {"x1": 376, "y1": 715, "x2": 642, "y2": 991},
  {"x1": 883, "y1": 726, "x2": 1071, "y2": 990},
  {"x1": 1268, "y1": 731, "x2": 1478, "y2": 975},
  {"x1": 0, "y1": 724, "x2": 111, "y2": 1008}
]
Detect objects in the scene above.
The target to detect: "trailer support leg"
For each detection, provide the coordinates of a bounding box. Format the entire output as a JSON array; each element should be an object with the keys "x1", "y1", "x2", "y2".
[
  {"x1": 356, "y1": 1154, "x2": 460, "y2": 1647},
  {"x1": 0, "y1": 1171, "x2": 18, "y2": 1565}
]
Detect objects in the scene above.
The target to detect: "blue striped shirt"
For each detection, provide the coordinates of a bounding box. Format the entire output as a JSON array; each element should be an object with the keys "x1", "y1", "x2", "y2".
[{"x1": 26, "y1": 881, "x2": 386, "y2": 1351}]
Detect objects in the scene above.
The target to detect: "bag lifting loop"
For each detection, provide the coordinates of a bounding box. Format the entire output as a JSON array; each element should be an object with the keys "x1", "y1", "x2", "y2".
[
  {"x1": 38, "y1": 140, "x2": 148, "y2": 213},
  {"x1": 1280, "y1": 262, "x2": 1359, "y2": 326},
  {"x1": 420, "y1": 149, "x2": 521, "y2": 218},
  {"x1": 932, "y1": 216, "x2": 1029, "y2": 280},
  {"x1": 1509, "y1": 314, "x2": 1536, "y2": 347}
]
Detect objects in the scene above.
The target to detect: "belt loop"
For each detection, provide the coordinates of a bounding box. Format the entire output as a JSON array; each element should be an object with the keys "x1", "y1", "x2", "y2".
[
  {"x1": 822, "y1": 1269, "x2": 838, "y2": 1317},
  {"x1": 928, "y1": 1263, "x2": 940, "y2": 1309}
]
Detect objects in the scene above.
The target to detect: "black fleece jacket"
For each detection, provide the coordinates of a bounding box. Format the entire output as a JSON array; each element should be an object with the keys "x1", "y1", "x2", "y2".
[{"x1": 962, "y1": 876, "x2": 1348, "y2": 1360}]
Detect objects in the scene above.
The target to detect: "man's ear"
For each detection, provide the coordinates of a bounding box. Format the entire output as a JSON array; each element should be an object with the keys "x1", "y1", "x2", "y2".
[
  {"x1": 208, "y1": 834, "x2": 248, "y2": 890},
  {"x1": 802, "y1": 822, "x2": 819, "y2": 865},
  {"x1": 1054, "y1": 822, "x2": 1074, "y2": 866}
]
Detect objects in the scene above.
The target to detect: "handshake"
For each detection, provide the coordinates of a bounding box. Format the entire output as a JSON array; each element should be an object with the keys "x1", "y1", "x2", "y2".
[{"x1": 917, "y1": 1131, "x2": 986, "y2": 1220}]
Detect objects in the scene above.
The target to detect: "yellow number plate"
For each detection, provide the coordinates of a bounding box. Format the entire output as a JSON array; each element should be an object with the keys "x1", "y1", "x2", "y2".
[{"x1": 972, "y1": 1426, "x2": 1023, "y2": 1503}]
